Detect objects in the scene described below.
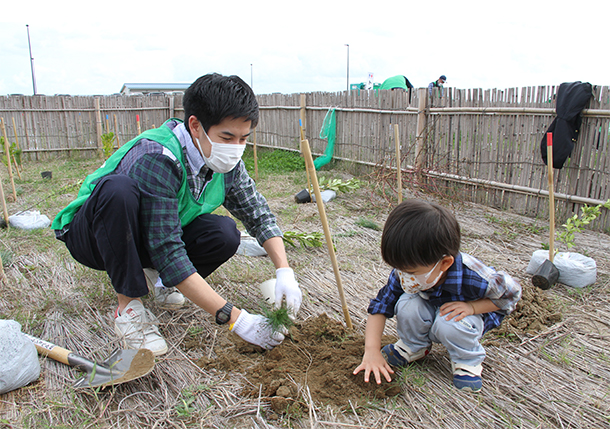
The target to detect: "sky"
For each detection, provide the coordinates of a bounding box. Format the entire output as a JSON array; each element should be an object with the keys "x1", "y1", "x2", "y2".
[{"x1": 1, "y1": 0, "x2": 607, "y2": 96}]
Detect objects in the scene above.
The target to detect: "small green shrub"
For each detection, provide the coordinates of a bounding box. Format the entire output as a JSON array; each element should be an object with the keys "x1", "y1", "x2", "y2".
[
  {"x1": 556, "y1": 200, "x2": 610, "y2": 251},
  {"x1": 282, "y1": 231, "x2": 324, "y2": 248},
  {"x1": 356, "y1": 217, "x2": 381, "y2": 231},
  {"x1": 101, "y1": 132, "x2": 115, "y2": 159}
]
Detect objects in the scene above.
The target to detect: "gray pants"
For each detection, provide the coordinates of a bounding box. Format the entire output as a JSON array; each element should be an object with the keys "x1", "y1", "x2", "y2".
[{"x1": 395, "y1": 292, "x2": 486, "y2": 368}]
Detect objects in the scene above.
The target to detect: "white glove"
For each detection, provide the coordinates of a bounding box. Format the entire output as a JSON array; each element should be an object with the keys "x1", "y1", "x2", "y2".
[
  {"x1": 275, "y1": 267, "x2": 302, "y2": 315},
  {"x1": 230, "y1": 309, "x2": 284, "y2": 350}
]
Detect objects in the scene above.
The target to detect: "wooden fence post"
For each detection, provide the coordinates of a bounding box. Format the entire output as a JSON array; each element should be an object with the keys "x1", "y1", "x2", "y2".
[
  {"x1": 169, "y1": 95, "x2": 175, "y2": 119},
  {"x1": 394, "y1": 124, "x2": 402, "y2": 203},
  {"x1": 300, "y1": 94, "x2": 307, "y2": 138},
  {"x1": 415, "y1": 88, "x2": 428, "y2": 182},
  {"x1": 95, "y1": 98, "x2": 104, "y2": 159}
]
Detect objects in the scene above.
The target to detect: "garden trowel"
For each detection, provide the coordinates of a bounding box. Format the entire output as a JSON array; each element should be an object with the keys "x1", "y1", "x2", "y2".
[
  {"x1": 532, "y1": 132, "x2": 560, "y2": 290},
  {"x1": 23, "y1": 333, "x2": 155, "y2": 388}
]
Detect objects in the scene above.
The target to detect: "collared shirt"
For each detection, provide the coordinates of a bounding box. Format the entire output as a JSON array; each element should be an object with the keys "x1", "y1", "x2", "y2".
[
  {"x1": 368, "y1": 252, "x2": 522, "y2": 333},
  {"x1": 62, "y1": 120, "x2": 281, "y2": 288}
]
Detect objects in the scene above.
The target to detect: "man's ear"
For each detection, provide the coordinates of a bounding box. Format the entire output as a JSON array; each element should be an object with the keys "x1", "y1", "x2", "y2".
[
  {"x1": 188, "y1": 115, "x2": 200, "y2": 134},
  {"x1": 440, "y1": 255, "x2": 455, "y2": 271}
]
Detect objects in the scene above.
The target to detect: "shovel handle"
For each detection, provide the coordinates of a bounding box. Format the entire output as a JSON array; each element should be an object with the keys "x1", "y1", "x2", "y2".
[{"x1": 23, "y1": 333, "x2": 72, "y2": 365}]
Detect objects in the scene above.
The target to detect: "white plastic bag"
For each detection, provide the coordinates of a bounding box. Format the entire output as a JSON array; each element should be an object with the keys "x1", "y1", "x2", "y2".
[
  {"x1": 236, "y1": 232, "x2": 268, "y2": 257},
  {"x1": 9, "y1": 210, "x2": 51, "y2": 230},
  {"x1": 526, "y1": 250, "x2": 597, "y2": 288},
  {"x1": 0, "y1": 320, "x2": 41, "y2": 394}
]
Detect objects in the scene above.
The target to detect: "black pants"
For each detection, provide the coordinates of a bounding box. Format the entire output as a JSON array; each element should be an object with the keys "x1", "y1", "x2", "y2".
[{"x1": 62, "y1": 175, "x2": 240, "y2": 298}]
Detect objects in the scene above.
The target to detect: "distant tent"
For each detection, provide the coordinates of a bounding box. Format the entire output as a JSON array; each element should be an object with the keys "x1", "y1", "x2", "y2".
[
  {"x1": 380, "y1": 75, "x2": 414, "y2": 91},
  {"x1": 380, "y1": 75, "x2": 414, "y2": 102}
]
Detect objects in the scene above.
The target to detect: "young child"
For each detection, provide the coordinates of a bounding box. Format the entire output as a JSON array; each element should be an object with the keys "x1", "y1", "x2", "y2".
[{"x1": 353, "y1": 199, "x2": 521, "y2": 392}]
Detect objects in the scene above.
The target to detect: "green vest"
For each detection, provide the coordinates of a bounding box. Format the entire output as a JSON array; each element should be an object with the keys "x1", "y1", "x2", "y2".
[{"x1": 52, "y1": 119, "x2": 225, "y2": 230}]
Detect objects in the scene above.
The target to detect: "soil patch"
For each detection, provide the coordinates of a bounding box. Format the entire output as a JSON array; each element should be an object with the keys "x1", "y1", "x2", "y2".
[{"x1": 196, "y1": 313, "x2": 401, "y2": 415}]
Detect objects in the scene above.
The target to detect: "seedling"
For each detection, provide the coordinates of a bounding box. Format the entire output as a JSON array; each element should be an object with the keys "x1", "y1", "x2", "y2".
[
  {"x1": 262, "y1": 304, "x2": 294, "y2": 334},
  {"x1": 101, "y1": 132, "x2": 116, "y2": 159},
  {"x1": 283, "y1": 231, "x2": 324, "y2": 248},
  {"x1": 555, "y1": 200, "x2": 610, "y2": 251},
  {"x1": 315, "y1": 177, "x2": 362, "y2": 194}
]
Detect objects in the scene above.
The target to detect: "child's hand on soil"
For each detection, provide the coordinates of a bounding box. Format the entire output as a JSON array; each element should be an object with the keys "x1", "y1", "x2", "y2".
[
  {"x1": 439, "y1": 301, "x2": 474, "y2": 322},
  {"x1": 353, "y1": 350, "x2": 394, "y2": 384}
]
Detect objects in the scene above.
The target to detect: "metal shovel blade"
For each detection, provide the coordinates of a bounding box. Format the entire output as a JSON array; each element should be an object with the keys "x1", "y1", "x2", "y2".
[
  {"x1": 24, "y1": 334, "x2": 155, "y2": 389},
  {"x1": 72, "y1": 348, "x2": 155, "y2": 388}
]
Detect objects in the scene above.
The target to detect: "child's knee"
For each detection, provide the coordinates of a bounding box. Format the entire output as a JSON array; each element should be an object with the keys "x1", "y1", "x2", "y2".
[{"x1": 431, "y1": 314, "x2": 481, "y2": 343}]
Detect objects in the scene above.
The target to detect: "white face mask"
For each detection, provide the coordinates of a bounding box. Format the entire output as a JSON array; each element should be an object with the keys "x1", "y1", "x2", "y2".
[
  {"x1": 397, "y1": 259, "x2": 444, "y2": 294},
  {"x1": 196, "y1": 130, "x2": 246, "y2": 173}
]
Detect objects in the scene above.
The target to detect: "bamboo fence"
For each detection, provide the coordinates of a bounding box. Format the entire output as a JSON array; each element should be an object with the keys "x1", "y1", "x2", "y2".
[{"x1": 0, "y1": 85, "x2": 609, "y2": 229}]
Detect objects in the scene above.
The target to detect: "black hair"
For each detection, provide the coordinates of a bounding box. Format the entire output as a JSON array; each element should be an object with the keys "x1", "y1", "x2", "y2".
[
  {"x1": 183, "y1": 73, "x2": 259, "y2": 133},
  {"x1": 381, "y1": 199, "x2": 460, "y2": 270}
]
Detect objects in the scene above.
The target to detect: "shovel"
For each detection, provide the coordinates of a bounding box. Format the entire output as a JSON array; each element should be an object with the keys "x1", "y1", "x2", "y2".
[
  {"x1": 24, "y1": 333, "x2": 155, "y2": 388},
  {"x1": 532, "y1": 132, "x2": 560, "y2": 290}
]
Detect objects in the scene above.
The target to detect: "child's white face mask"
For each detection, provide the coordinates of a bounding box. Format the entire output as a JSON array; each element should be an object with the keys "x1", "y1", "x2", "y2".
[
  {"x1": 398, "y1": 259, "x2": 444, "y2": 293},
  {"x1": 196, "y1": 129, "x2": 245, "y2": 173}
]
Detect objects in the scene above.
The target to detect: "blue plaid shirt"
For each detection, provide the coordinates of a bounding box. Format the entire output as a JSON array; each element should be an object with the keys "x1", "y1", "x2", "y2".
[{"x1": 368, "y1": 253, "x2": 522, "y2": 333}]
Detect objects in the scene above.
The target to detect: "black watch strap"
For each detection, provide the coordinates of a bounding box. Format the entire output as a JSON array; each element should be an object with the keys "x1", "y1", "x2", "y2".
[{"x1": 215, "y1": 302, "x2": 234, "y2": 325}]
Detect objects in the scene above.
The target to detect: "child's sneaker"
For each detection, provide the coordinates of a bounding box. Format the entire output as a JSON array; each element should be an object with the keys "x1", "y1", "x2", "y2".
[
  {"x1": 452, "y1": 362, "x2": 482, "y2": 392},
  {"x1": 114, "y1": 300, "x2": 168, "y2": 356},
  {"x1": 144, "y1": 268, "x2": 186, "y2": 308},
  {"x1": 153, "y1": 286, "x2": 186, "y2": 308},
  {"x1": 381, "y1": 339, "x2": 431, "y2": 366}
]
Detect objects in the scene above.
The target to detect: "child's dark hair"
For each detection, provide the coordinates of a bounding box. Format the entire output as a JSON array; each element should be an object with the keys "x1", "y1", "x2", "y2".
[
  {"x1": 183, "y1": 73, "x2": 259, "y2": 133},
  {"x1": 381, "y1": 199, "x2": 460, "y2": 270}
]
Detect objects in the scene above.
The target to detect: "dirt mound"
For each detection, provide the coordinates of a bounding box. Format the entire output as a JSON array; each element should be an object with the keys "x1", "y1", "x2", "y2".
[
  {"x1": 194, "y1": 283, "x2": 560, "y2": 416},
  {"x1": 196, "y1": 313, "x2": 400, "y2": 416}
]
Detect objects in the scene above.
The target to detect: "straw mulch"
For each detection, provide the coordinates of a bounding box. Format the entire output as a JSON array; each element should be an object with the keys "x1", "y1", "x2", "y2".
[{"x1": 1, "y1": 167, "x2": 609, "y2": 428}]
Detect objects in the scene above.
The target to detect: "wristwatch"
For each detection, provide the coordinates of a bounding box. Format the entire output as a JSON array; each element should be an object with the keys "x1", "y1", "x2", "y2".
[{"x1": 215, "y1": 302, "x2": 234, "y2": 325}]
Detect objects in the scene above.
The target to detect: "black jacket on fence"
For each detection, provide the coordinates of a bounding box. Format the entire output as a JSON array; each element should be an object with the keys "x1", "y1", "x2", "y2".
[{"x1": 540, "y1": 81, "x2": 593, "y2": 169}]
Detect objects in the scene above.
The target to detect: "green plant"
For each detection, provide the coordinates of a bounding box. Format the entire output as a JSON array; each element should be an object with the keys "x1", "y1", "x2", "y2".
[
  {"x1": 242, "y1": 147, "x2": 305, "y2": 173},
  {"x1": 282, "y1": 231, "x2": 324, "y2": 248},
  {"x1": 175, "y1": 389, "x2": 197, "y2": 418},
  {"x1": 101, "y1": 132, "x2": 115, "y2": 159},
  {"x1": 356, "y1": 217, "x2": 381, "y2": 231},
  {"x1": 262, "y1": 304, "x2": 294, "y2": 334},
  {"x1": 315, "y1": 176, "x2": 362, "y2": 193},
  {"x1": 0, "y1": 248, "x2": 13, "y2": 267},
  {"x1": 556, "y1": 200, "x2": 610, "y2": 250},
  {"x1": 1, "y1": 138, "x2": 22, "y2": 168}
]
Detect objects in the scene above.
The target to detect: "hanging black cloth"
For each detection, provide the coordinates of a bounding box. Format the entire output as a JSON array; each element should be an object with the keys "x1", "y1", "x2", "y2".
[{"x1": 540, "y1": 81, "x2": 592, "y2": 169}]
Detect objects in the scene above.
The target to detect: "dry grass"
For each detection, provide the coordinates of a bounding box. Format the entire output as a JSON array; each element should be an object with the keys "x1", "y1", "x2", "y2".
[{"x1": 1, "y1": 157, "x2": 609, "y2": 428}]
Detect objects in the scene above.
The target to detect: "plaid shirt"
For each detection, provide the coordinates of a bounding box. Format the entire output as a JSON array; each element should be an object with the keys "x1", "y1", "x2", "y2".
[
  {"x1": 368, "y1": 252, "x2": 522, "y2": 333},
  {"x1": 66, "y1": 120, "x2": 281, "y2": 288}
]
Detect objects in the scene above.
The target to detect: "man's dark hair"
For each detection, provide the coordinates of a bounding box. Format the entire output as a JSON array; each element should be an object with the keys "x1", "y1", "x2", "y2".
[
  {"x1": 381, "y1": 199, "x2": 460, "y2": 270},
  {"x1": 183, "y1": 73, "x2": 259, "y2": 133}
]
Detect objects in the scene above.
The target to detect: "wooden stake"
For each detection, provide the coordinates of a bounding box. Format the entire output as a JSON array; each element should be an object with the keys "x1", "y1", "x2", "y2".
[
  {"x1": 12, "y1": 155, "x2": 22, "y2": 180},
  {"x1": 547, "y1": 132, "x2": 555, "y2": 263},
  {"x1": 114, "y1": 114, "x2": 120, "y2": 148},
  {"x1": 0, "y1": 118, "x2": 17, "y2": 201},
  {"x1": 94, "y1": 98, "x2": 103, "y2": 159},
  {"x1": 0, "y1": 175, "x2": 9, "y2": 227},
  {"x1": 299, "y1": 120, "x2": 312, "y2": 199},
  {"x1": 301, "y1": 138, "x2": 352, "y2": 329},
  {"x1": 394, "y1": 124, "x2": 402, "y2": 203},
  {"x1": 11, "y1": 117, "x2": 22, "y2": 170},
  {"x1": 0, "y1": 248, "x2": 5, "y2": 281},
  {"x1": 137, "y1": 114, "x2": 141, "y2": 135}
]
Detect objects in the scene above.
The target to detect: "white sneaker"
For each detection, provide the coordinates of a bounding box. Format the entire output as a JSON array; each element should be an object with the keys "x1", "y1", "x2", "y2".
[
  {"x1": 114, "y1": 300, "x2": 168, "y2": 356},
  {"x1": 143, "y1": 268, "x2": 186, "y2": 308},
  {"x1": 153, "y1": 286, "x2": 186, "y2": 308}
]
